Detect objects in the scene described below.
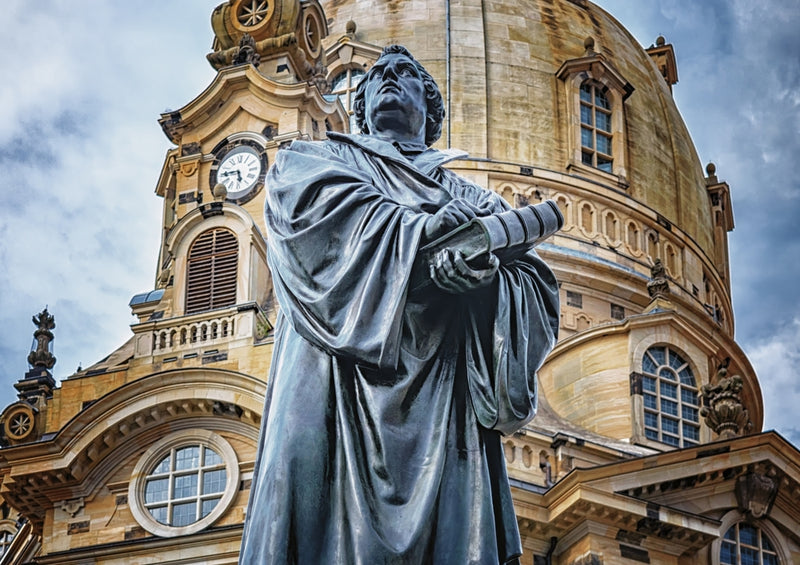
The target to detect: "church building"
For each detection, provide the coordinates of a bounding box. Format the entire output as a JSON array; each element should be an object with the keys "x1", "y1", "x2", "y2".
[{"x1": 1, "y1": 1, "x2": 799, "y2": 563}]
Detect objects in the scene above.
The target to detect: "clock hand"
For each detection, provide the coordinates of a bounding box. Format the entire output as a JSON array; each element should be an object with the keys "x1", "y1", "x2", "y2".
[{"x1": 220, "y1": 170, "x2": 236, "y2": 178}]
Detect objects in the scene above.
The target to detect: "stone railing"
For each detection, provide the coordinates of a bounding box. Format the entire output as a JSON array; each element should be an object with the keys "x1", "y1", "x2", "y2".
[
  {"x1": 131, "y1": 303, "x2": 270, "y2": 359},
  {"x1": 152, "y1": 313, "x2": 237, "y2": 355}
]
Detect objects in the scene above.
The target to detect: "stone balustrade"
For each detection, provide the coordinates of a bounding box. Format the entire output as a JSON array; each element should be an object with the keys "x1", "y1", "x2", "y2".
[{"x1": 152, "y1": 314, "x2": 237, "y2": 355}]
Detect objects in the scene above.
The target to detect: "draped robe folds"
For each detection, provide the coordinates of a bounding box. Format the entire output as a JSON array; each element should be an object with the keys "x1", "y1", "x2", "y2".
[{"x1": 239, "y1": 132, "x2": 560, "y2": 565}]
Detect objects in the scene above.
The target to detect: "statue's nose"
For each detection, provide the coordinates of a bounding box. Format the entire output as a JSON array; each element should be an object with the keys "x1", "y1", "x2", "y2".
[{"x1": 381, "y1": 64, "x2": 398, "y2": 80}]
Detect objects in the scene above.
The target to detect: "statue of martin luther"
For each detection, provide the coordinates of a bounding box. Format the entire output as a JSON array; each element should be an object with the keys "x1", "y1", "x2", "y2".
[{"x1": 240, "y1": 45, "x2": 560, "y2": 565}]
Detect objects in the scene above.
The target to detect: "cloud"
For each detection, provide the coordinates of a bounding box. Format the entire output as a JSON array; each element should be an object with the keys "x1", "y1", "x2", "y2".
[
  {"x1": 0, "y1": 1, "x2": 220, "y2": 409},
  {"x1": 747, "y1": 318, "x2": 800, "y2": 445}
]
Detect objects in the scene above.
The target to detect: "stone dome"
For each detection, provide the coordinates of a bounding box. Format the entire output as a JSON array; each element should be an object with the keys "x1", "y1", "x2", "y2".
[
  {"x1": 321, "y1": 0, "x2": 714, "y2": 254},
  {"x1": 318, "y1": 0, "x2": 759, "y2": 440}
]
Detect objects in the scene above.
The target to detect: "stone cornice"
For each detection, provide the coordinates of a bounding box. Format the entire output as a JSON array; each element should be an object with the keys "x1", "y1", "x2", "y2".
[
  {"x1": 513, "y1": 483, "x2": 719, "y2": 555},
  {"x1": 550, "y1": 432, "x2": 800, "y2": 507},
  {"x1": 511, "y1": 432, "x2": 800, "y2": 556},
  {"x1": 33, "y1": 523, "x2": 243, "y2": 565}
]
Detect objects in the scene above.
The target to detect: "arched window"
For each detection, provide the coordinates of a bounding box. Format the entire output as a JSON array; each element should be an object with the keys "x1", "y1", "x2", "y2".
[
  {"x1": 0, "y1": 527, "x2": 16, "y2": 558},
  {"x1": 721, "y1": 522, "x2": 779, "y2": 565},
  {"x1": 641, "y1": 345, "x2": 700, "y2": 447},
  {"x1": 580, "y1": 82, "x2": 613, "y2": 173},
  {"x1": 328, "y1": 69, "x2": 365, "y2": 133},
  {"x1": 185, "y1": 228, "x2": 238, "y2": 314}
]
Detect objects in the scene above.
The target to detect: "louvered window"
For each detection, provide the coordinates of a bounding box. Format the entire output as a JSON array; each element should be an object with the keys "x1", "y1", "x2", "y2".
[{"x1": 185, "y1": 228, "x2": 238, "y2": 314}]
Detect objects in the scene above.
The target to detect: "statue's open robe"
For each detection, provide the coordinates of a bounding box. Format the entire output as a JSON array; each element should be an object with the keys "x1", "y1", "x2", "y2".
[{"x1": 240, "y1": 132, "x2": 559, "y2": 564}]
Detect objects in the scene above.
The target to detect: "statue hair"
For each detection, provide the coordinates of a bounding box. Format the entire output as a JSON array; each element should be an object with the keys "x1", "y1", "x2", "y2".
[{"x1": 352, "y1": 45, "x2": 445, "y2": 146}]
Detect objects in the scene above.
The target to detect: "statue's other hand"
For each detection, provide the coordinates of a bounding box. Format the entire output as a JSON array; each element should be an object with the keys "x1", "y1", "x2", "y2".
[
  {"x1": 423, "y1": 199, "x2": 491, "y2": 242},
  {"x1": 430, "y1": 249, "x2": 499, "y2": 294}
]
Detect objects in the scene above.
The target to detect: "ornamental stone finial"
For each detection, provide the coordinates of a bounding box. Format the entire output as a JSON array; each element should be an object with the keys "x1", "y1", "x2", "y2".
[
  {"x1": 646, "y1": 258, "x2": 670, "y2": 298},
  {"x1": 27, "y1": 307, "x2": 56, "y2": 369},
  {"x1": 700, "y1": 358, "x2": 750, "y2": 439},
  {"x1": 583, "y1": 36, "x2": 596, "y2": 55},
  {"x1": 232, "y1": 33, "x2": 261, "y2": 67},
  {"x1": 207, "y1": 0, "x2": 328, "y2": 84}
]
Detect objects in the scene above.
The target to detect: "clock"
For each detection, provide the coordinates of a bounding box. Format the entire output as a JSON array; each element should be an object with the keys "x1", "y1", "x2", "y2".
[{"x1": 210, "y1": 140, "x2": 267, "y2": 203}]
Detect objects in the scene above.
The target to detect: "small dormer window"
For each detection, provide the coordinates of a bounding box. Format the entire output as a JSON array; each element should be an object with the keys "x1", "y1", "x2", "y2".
[
  {"x1": 580, "y1": 82, "x2": 613, "y2": 173},
  {"x1": 556, "y1": 40, "x2": 633, "y2": 187}
]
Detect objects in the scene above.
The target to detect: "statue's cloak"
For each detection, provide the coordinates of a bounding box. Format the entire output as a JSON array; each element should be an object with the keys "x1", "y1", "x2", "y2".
[{"x1": 240, "y1": 133, "x2": 559, "y2": 564}]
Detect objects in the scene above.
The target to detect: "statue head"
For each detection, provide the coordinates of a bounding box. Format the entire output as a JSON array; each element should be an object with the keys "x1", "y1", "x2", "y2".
[{"x1": 353, "y1": 45, "x2": 445, "y2": 146}]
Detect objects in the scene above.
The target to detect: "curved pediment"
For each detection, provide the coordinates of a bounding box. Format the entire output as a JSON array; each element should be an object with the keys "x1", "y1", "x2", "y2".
[
  {"x1": 158, "y1": 64, "x2": 347, "y2": 145},
  {"x1": 0, "y1": 369, "x2": 265, "y2": 530}
]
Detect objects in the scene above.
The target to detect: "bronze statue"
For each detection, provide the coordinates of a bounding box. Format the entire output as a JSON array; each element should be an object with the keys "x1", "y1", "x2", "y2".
[{"x1": 240, "y1": 45, "x2": 560, "y2": 564}]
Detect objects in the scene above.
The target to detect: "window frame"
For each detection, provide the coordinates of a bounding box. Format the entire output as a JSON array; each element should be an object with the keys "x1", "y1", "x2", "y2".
[
  {"x1": 579, "y1": 81, "x2": 614, "y2": 173},
  {"x1": 0, "y1": 522, "x2": 17, "y2": 558},
  {"x1": 129, "y1": 430, "x2": 240, "y2": 537},
  {"x1": 711, "y1": 511, "x2": 790, "y2": 565},
  {"x1": 720, "y1": 521, "x2": 780, "y2": 565},
  {"x1": 556, "y1": 55, "x2": 633, "y2": 187},
  {"x1": 327, "y1": 68, "x2": 366, "y2": 133},
  {"x1": 640, "y1": 345, "x2": 700, "y2": 448}
]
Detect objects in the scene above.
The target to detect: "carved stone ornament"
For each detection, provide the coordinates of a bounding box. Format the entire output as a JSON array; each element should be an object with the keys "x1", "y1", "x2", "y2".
[
  {"x1": 700, "y1": 358, "x2": 750, "y2": 439},
  {"x1": 232, "y1": 33, "x2": 261, "y2": 67},
  {"x1": 646, "y1": 258, "x2": 670, "y2": 298},
  {"x1": 27, "y1": 307, "x2": 56, "y2": 369},
  {"x1": 735, "y1": 471, "x2": 778, "y2": 518},
  {"x1": 206, "y1": 0, "x2": 328, "y2": 83},
  {"x1": 179, "y1": 162, "x2": 199, "y2": 178},
  {"x1": 59, "y1": 497, "x2": 86, "y2": 518},
  {"x1": 2, "y1": 404, "x2": 36, "y2": 443}
]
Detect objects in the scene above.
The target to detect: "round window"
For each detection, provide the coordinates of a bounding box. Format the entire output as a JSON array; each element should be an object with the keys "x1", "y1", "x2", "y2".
[{"x1": 129, "y1": 430, "x2": 239, "y2": 537}]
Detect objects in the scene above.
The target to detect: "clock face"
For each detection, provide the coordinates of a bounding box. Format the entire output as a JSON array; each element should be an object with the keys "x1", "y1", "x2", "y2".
[{"x1": 216, "y1": 145, "x2": 263, "y2": 199}]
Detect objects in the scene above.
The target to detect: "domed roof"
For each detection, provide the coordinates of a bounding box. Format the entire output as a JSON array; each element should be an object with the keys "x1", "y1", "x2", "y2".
[{"x1": 322, "y1": 0, "x2": 713, "y2": 251}]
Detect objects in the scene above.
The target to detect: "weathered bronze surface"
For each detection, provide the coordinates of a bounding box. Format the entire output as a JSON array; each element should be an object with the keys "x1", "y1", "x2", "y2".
[{"x1": 240, "y1": 45, "x2": 561, "y2": 564}]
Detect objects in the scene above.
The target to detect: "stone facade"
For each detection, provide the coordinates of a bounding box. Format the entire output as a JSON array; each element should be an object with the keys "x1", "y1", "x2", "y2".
[{"x1": 1, "y1": 1, "x2": 799, "y2": 564}]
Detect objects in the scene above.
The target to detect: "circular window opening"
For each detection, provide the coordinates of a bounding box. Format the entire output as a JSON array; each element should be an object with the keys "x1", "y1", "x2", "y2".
[
  {"x1": 130, "y1": 430, "x2": 239, "y2": 537},
  {"x1": 235, "y1": 0, "x2": 271, "y2": 27}
]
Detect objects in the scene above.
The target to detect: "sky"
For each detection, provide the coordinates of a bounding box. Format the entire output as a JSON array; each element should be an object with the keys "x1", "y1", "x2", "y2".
[{"x1": 0, "y1": 1, "x2": 798, "y2": 445}]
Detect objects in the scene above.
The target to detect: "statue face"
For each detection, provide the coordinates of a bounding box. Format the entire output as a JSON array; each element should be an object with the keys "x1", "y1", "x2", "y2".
[{"x1": 363, "y1": 53, "x2": 427, "y2": 141}]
